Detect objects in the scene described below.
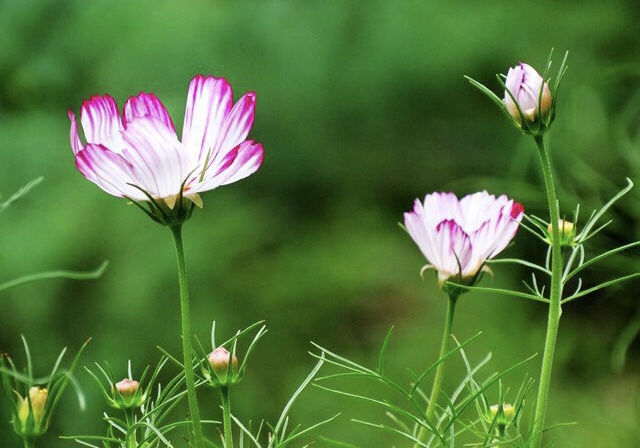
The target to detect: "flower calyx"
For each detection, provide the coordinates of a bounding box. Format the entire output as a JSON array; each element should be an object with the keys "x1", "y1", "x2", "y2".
[{"x1": 546, "y1": 219, "x2": 576, "y2": 247}]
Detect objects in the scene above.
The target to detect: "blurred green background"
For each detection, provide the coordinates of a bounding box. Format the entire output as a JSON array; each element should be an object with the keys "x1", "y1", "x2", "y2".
[{"x1": 1, "y1": 0, "x2": 639, "y2": 446}]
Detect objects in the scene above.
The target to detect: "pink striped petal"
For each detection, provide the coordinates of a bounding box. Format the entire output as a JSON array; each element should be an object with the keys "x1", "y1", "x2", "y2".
[
  {"x1": 209, "y1": 92, "x2": 256, "y2": 163},
  {"x1": 75, "y1": 144, "x2": 144, "y2": 199},
  {"x1": 195, "y1": 141, "x2": 264, "y2": 192},
  {"x1": 182, "y1": 75, "x2": 233, "y2": 161},
  {"x1": 123, "y1": 93, "x2": 175, "y2": 132},
  {"x1": 68, "y1": 110, "x2": 83, "y2": 155},
  {"x1": 421, "y1": 192, "x2": 460, "y2": 229},
  {"x1": 434, "y1": 220, "x2": 473, "y2": 282},
  {"x1": 121, "y1": 116, "x2": 189, "y2": 199},
  {"x1": 80, "y1": 95, "x2": 125, "y2": 152}
]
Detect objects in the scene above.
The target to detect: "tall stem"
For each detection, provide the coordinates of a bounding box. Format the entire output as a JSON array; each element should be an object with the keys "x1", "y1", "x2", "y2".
[
  {"x1": 170, "y1": 225, "x2": 205, "y2": 448},
  {"x1": 124, "y1": 408, "x2": 137, "y2": 448},
  {"x1": 530, "y1": 135, "x2": 563, "y2": 448},
  {"x1": 414, "y1": 293, "x2": 458, "y2": 446},
  {"x1": 220, "y1": 386, "x2": 234, "y2": 448}
]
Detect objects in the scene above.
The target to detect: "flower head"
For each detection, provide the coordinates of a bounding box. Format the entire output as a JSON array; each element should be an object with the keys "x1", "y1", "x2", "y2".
[
  {"x1": 69, "y1": 75, "x2": 264, "y2": 225},
  {"x1": 403, "y1": 191, "x2": 524, "y2": 292},
  {"x1": 504, "y1": 62, "x2": 551, "y2": 124}
]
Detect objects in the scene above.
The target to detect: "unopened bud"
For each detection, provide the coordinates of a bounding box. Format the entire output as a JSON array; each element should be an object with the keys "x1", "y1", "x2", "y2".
[
  {"x1": 113, "y1": 378, "x2": 143, "y2": 409},
  {"x1": 504, "y1": 63, "x2": 552, "y2": 124},
  {"x1": 208, "y1": 347, "x2": 238, "y2": 384},
  {"x1": 17, "y1": 386, "x2": 48, "y2": 435},
  {"x1": 547, "y1": 219, "x2": 575, "y2": 246},
  {"x1": 489, "y1": 403, "x2": 516, "y2": 427}
]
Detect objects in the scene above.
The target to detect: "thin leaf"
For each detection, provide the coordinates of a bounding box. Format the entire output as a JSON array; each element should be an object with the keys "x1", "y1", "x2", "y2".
[{"x1": 0, "y1": 260, "x2": 109, "y2": 293}]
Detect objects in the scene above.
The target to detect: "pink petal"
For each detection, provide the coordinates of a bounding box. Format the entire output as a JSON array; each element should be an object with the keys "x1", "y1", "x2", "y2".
[
  {"x1": 75, "y1": 144, "x2": 144, "y2": 199},
  {"x1": 123, "y1": 92, "x2": 175, "y2": 132},
  {"x1": 120, "y1": 116, "x2": 189, "y2": 199},
  {"x1": 208, "y1": 92, "x2": 256, "y2": 165},
  {"x1": 195, "y1": 140, "x2": 264, "y2": 192},
  {"x1": 434, "y1": 220, "x2": 473, "y2": 281},
  {"x1": 68, "y1": 110, "x2": 83, "y2": 155},
  {"x1": 80, "y1": 95, "x2": 125, "y2": 152},
  {"x1": 182, "y1": 75, "x2": 233, "y2": 162},
  {"x1": 421, "y1": 192, "x2": 460, "y2": 229}
]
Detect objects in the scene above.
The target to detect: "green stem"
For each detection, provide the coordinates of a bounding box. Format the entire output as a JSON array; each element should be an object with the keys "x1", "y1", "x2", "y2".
[
  {"x1": 23, "y1": 438, "x2": 35, "y2": 448},
  {"x1": 414, "y1": 293, "x2": 458, "y2": 446},
  {"x1": 220, "y1": 386, "x2": 234, "y2": 448},
  {"x1": 124, "y1": 408, "x2": 137, "y2": 448},
  {"x1": 170, "y1": 225, "x2": 205, "y2": 448},
  {"x1": 530, "y1": 135, "x2": 564, "y2": 448}
]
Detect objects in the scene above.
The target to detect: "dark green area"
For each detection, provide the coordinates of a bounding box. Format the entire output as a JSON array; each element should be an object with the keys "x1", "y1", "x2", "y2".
[{"x1": 0, "y1": 0, "x2": 639, "y2": 446}]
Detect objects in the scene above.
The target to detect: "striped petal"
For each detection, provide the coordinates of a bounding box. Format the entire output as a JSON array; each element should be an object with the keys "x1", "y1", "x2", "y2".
[
  {"x1": 206, "y1": 91, "x2": 256, "y2": 167},
  {"x1": 79, "y1": 95, "x2": 125, "y2": 153},
  {"x1": 182, "y1": 75, "x2": 233, "y2": 161},
  {"x1": 434, "y1": 220, "x2": 473, "y2": 282},
  {"x1": 123, "y1": 93, "x2": 175, "y2": 132},
  {"x1": 75, "y1": 144, "x2": 144, "y2": 199},
  {"x1": 68, "y1": 110, "x2": 83, "y2": 155},
  {"x1": 195, "y1": 141, "x2": 264, "y2": 192},
  {"x1": 120, "y1": 116, "x2": 189, "y2": 199}
]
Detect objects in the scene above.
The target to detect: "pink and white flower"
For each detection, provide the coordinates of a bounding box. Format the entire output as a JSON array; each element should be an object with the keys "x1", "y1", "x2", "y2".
[
  {"x1": 403, "y1": 191, "x2": 524, "y2": 288},
  {"x1": 69, "y1": 75, "x2": 263, "y2": 210},
  {"x1": 503, "y1": 62, "x2": 551, "y2": 123}
]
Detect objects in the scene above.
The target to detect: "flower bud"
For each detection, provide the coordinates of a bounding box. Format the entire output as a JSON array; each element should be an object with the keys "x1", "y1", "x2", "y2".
[
  {"x1": 489, "y1": 403, "x2": 516, "y2": 427},
  {"x1": 113, "y1": 378, "x2": 144, "y2": 409},
  {"x1": 17, "y1": 386, "x2": 48, "y2": 436},
  {"x1": 546, "y1": 219, "x2": 575, "y2": 246},
  {"x1": 504, "y1": 63, "x2": 551, "y2": 124},
  {"x1": 208, "y1": 347, "x2": 238, "y2": 384}
]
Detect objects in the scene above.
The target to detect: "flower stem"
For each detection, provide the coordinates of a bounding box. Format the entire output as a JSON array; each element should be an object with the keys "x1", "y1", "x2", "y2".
[
  {"x1": 220, "y1": 386, "x2": 234, "y2": 448},
  {"x1": 530, "y1": 135, "x2": 563, "y2": 448},
  {"x1": 170, "y1": 225, "x2": 205, "y2": 448},
  {"x1": 124, "y1": 408, "x2": 137, "y2": 448},
  {"x1": 414, "y1": 292, "x2": 458, "y2": 446}
]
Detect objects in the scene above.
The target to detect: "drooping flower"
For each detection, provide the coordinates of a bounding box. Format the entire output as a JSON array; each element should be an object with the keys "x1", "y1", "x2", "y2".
[
  {"x1": 503, "y1": 62, "x2": 551, "y2": 123},
  {"x1": 403, "y1": 191, "x2": 524, "y2": 291},
  {"x1": 69, "y1": 75, "x2": 264, "y2": 224}
]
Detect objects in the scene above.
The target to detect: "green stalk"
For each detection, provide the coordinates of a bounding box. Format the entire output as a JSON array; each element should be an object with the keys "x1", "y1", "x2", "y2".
[
  {"x1": 530, "y1": 135, "x2": 563, "y2": 448},
  {"x1": 220, "y1": 386, "x2": 233, "y2": 448},
  {"x1": 414, "y1": 292, "x2": 458, "y2": 446},
  {"x1": 170, "y1": 225, "x2": 205, "y2": 448},
  {"x1": 23, "y1": 438, "x2": 35, "y2": 448},
  {"x1": 124, "y1": 408, "x2": 137, "y2": 448}
]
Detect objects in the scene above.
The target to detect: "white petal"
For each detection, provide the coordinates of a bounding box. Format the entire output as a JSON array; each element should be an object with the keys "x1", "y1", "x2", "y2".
[
  {"x1": 121, "y1": 116, "x2": 190, "y2": 199},
  {"x1": 79, "y1": 95, "x2": 126, "y2": 152},
  {"x1": 75, "y1": 144, "x2": 145, "y2": 199},
  {"x1": 182, "y1": 75, "x2": 233, "y2": 162}
]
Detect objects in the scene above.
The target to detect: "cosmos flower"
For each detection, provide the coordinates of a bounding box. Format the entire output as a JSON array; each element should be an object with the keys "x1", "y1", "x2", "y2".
[
  {"x1": 69, "y1": 75, "x2": 263, "y2": 221},
  {"x1": 403, "y1": 191, "x2": 524, "y2": 289}
]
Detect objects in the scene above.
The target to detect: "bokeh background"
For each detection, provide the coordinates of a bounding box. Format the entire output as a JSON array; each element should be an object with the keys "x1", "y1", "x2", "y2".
[{"x1": 1, "y1": 1, "x2": 639, "y2": 447}]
